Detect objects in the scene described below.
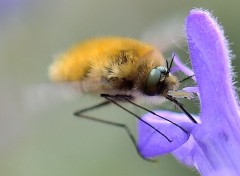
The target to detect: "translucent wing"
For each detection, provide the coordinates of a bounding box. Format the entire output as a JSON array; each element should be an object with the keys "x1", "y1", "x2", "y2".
[
  {"x1": 23, "y1": 79, "x2": 100, "y2": 112},
  {"x1": 141, "y1": 15, "x2": 186, "y2": 53}
]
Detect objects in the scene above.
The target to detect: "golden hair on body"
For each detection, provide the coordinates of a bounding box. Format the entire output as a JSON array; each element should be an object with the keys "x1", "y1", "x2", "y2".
[{"x1": 49, "y1": 37, "x2": 179, "y2": 103}]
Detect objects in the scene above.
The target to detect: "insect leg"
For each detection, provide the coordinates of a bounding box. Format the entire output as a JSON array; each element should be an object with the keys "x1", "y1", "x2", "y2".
[
  {"x1": 100, "y1": 94, "x2": 172, "y2": 142},
  {"x1": 74, "y1": 100, "x2": 111, "y2": 115},
  {"x1": 73, "y1": 100, "x2": 156, "y2": 162},
  {"x1": 166, "y1": 96, "x2": 198, "y2": 124},
  {"x1": 118, "y1": 96, "x2": 188, "y2": 134},
  {"x1": 179, "y1": 75, "x2": 195, "y2": 83}
]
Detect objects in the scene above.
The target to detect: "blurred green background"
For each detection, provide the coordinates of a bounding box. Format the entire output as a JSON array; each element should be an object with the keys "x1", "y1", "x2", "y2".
[{"x1": 1, "y1": 0, "x2": 240, "y2": 176}]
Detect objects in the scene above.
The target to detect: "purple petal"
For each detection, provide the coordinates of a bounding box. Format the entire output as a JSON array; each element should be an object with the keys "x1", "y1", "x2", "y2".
[
  {"x1": 185, "y1": 9, "x2": 240, "y2": 175},
  {"x1": 171, "y1": 54, "x2": 196, "y2": 81},
  {"x1": 186, "y1": 9, "x2": 240, "y2": 125},
  {"x1": 183, "y1": 86, "x2": 199, "y2": 94},
  {"x1": 171, "y1": 136, "x2": 196, "y2": 167},
  {"x1": 137, "y1": 111, "x2": 197, "y2": 158}
]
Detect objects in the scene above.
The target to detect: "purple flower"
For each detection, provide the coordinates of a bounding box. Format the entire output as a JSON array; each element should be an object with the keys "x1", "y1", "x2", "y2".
[{"x1": 138, "y1": 9, "x2": 240, "y2": 176}]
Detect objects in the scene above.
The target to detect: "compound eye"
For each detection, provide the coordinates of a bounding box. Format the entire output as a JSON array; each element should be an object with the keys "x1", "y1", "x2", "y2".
[
  {"x1": 156, "y1": 66, "x2": 168, "y2": 81},
  {"x1": 157, "y1": 66, "x2": 167, "y2": 73},
  {"x1": 145, "y1": 68, "x2": 161, "y2": 96},
  {"x1": 144, "y1": 67, "x2": 168, "y2": 96}
]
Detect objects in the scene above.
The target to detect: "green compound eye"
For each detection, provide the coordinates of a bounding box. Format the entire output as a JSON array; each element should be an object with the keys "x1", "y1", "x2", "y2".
[
  {"x1": 144, "y1": 66, "x2": 168, "y2": 96},
  {"x1": 156, "y1": 66, "x2": 167, "y2": 78}
]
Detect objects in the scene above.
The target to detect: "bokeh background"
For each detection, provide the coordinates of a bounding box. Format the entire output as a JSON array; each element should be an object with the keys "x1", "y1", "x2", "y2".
[{"x1": 1, "y1": 0, "x2": 240, "y2": 176}]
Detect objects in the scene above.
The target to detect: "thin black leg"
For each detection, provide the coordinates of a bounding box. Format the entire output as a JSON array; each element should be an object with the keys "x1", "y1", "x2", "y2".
[
  {"x1": 74, "y1": 100, "x2": 111, "y2": 115},
  {"x1": 166, "y1": 95, "x2": 198, "y2": 124},
  {"x1": 119, "y1": 97, "x2": 188, "y2": 133},
  {"x1": 73, "y1": 99, "x2": 156, "y2": 162},
  {"x1": 100, "y1": 94, "x2": 173, "y2": 142},
  {"x1": 179, "y1": 75, "x2": 195, "y2": 83}
]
